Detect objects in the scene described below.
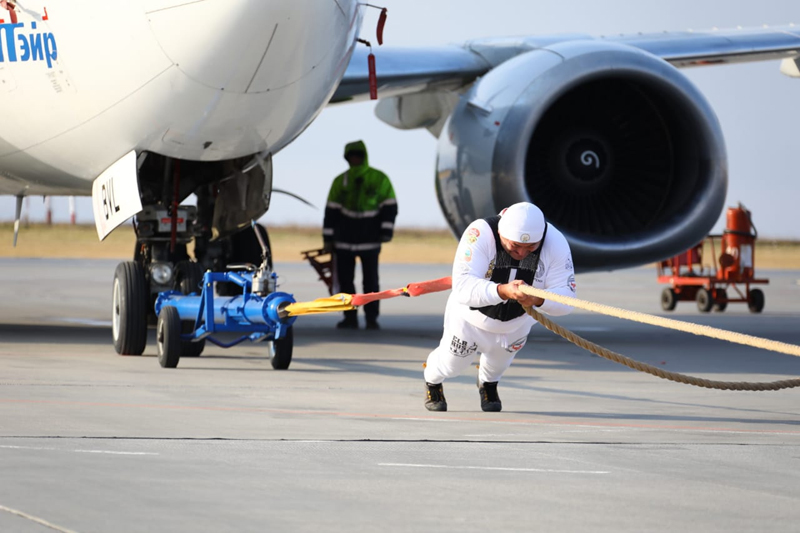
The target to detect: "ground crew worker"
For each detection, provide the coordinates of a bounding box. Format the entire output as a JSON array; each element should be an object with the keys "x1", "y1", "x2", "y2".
[
  {"x1": 423, "y1": 202, "x2": 576, "y2": 412},
  {"x1": 323, "y1": 140, "x2": 398, "y2": 330}
]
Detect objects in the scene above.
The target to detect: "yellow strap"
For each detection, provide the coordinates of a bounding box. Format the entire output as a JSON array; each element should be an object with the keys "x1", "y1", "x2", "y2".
[{"x1": 284, "y1": 293, "x2": 355, "y2": 316}]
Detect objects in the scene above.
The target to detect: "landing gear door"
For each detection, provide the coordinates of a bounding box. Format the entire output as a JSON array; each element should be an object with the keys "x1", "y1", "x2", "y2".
[
  {"x1": 91, "y1": 150, "x2": 143, "y2": 241},
  {"x1": 211, "y1": 152, "x2": 273, "y2": 240}
]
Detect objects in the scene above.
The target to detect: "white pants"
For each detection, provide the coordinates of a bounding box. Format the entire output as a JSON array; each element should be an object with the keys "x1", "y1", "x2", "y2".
[{"x1": 424, "y1": 309, "x2": 532, "y2": 385}]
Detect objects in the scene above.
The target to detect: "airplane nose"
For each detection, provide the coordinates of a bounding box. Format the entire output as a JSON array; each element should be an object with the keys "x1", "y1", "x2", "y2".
[{"x1": 144, "y1": 0, "x2": 343, "y2": 94}]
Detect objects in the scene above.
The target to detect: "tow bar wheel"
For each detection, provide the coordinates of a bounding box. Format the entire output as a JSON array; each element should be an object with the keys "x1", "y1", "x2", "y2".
[
  {"x1": 157, "y1": 306, "x2": 182, "y2": 368},
  {"x1": 269, "y1": 326, "x2": 294, "y2": 370},
  {"x1": 112, "y1": 262, "x2": 148, "y2": 355}
]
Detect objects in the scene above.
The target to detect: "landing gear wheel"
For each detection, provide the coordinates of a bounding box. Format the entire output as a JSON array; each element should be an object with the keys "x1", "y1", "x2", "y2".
[
  {"x1": 270, "y1": 326, "x2": 293, "y2": 370},
  {"x1": 175, "y1": 260, "x2": 204, "y2": 295},
  {"x1": 175, "y1": 261, "x2": 206, "y2": 357},
  {"x1": 660, "y1": 288, "x2": 676, "y2": 311},
  {"x1": 696, "y1": 288, "x2": 713, "y2": 313},
  {"x1": 713, "y1": 289, "x2": 728, "y2": 312},
  {"x1": 157, "y1": 306, "x2": 182, "y2": 368},
  {"x1": 748, "y1": 288, "x2": 765, "y2": 314},
  {"x1": 112, "y1": 261, "x2": 148, "y2": 355}
]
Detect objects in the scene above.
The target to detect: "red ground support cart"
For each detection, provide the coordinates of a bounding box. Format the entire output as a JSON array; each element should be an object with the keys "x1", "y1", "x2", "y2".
[{"x1": 657, "y1": 204, "x2": 768, "y2": 313}]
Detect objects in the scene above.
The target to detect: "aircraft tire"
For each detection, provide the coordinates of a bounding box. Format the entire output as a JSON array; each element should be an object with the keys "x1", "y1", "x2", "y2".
[
  {"x1": 112, "y1": 261, "x2": 148, "y2": 356},
  {"x1": 270, "y1": 326, "x2": 293, "y2": 370},
  {"x1": 157, "y1": 306, "x2": 182, "y2": 368}
]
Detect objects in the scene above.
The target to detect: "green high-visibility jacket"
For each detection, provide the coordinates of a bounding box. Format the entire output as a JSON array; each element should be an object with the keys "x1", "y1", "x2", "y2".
[{"x1": 323, "y1": 140, "x2": 398, "y2": 251}]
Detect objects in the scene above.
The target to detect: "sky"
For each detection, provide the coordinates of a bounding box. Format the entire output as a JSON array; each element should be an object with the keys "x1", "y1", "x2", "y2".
[{"x1": 4, "y1": 0, "x2": 800, "y2": 238}]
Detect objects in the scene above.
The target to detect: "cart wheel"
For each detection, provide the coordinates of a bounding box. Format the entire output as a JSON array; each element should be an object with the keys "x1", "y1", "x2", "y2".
[
  {"x1": 270, "y1": 326, "x2": 293, "y2": 370},
  {"x1": 157, "y1": 307, "x2": 182, "y2": 368},
  {"x1": 748, "y1": 289, "x2": 765, "y2": 314},
  {"x1": 660, "y1": 288, "x2": 677, "y2": 311},
  {"x1": 112, "y1": 261, "x2": 148, "y2": 356},
  {"x1": 175, "y1": 261, "x2": 206, "y2": 357},
  {"x1": 713, "y1": 289, "x2": 728, "y2": 312},
  {"x1": 696, "y1": 288, "x2": 713, "y2": 313}
]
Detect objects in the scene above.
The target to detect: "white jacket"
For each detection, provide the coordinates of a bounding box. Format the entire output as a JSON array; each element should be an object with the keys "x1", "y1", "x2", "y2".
[{"x1": 448, "y1": 218, "x2": 576, "y2": 333}]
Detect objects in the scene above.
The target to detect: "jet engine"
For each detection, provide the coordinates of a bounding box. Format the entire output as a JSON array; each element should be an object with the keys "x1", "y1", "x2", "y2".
[{"x1": 436, "y1": 40, "x2": 727, "y2": 271}]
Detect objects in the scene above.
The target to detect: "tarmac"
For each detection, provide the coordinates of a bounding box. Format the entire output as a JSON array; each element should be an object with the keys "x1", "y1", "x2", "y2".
[{"x1": 1, "y1": 257, "x2": 799, "y2": 532}]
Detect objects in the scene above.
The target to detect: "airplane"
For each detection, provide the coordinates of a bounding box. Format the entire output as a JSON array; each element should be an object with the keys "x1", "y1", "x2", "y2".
[{"x1": 0, "y1": 1, "x2": 798, "y2": 357}]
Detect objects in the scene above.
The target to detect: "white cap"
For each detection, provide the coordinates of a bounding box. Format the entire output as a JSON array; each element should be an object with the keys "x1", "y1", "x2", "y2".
[{"x1": 498, "y1": 202, "x2": 545, "y2": 243}]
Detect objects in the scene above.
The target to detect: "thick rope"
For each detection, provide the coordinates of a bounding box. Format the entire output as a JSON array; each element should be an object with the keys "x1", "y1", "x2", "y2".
[
  {"x1": 519, "y1": 286, "x2": 800, "y2": 357},
  {"x1": 520, "y1": 288, "x2": 800, "y2": 391}
]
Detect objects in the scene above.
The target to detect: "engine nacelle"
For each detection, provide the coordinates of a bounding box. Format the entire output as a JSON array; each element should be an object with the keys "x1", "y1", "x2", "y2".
[{"x1": 436, "y1": 40, "x2": 727, "y2": 271}]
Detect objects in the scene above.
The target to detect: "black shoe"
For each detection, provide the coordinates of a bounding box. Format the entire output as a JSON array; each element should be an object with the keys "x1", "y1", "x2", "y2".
[
  {"x1": 365, "y1": 320, "x2": 380, "y2": 330},
  {"x1": 425, "y1": 382, "x2": 447, "y2": 412},
  {"x1": 478, "y1": 380, "x2": 502, "y2": 412},
  {"x1": 336, "y1": 318, "x2": 358, "y2": 329}
]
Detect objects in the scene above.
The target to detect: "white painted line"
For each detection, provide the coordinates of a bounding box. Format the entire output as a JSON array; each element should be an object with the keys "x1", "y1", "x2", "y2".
[
  {"x1": 378, "y1": 463, "x2": 609, "y2": 474},
  {"x1": 0, "y1": 445, "x2": 157, "y2": 456},
  {"x1": 58, "y1": 318, "x2": 113, "y2": 327},
  {"x1": 0, "y1": 504, "x2": 81, "y2": 533}
]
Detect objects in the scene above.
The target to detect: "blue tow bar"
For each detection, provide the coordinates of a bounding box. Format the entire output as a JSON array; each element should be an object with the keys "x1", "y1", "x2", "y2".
[{"x1": 154, "y1": 269, "x2": 297, "y2": 369}]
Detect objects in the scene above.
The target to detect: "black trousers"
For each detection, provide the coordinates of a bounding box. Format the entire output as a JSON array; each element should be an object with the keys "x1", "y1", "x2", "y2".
[{"x1": 334, "y1": 248, "x2": 380, "y2": 322}]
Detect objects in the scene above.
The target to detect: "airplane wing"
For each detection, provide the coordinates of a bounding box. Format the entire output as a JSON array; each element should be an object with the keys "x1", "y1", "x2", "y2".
[{"x1": 332, "y1": 25, "x2": 800, "y2": 103}]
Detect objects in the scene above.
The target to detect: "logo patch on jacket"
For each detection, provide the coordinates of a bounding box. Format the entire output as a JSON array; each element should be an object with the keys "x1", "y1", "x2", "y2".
[{"x1": 568, "y1": 274, "x2": 576, "y2": 293}]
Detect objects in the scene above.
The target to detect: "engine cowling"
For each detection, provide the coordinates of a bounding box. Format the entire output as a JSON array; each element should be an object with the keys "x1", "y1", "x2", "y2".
[{"x1": 436, "y1": 40, "x2": 727, "y2": 271}]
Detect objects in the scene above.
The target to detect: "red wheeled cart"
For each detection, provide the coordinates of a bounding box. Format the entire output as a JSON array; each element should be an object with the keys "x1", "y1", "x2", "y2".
[{"x1": 657, "y1": 204, "x2": 768, "y2": 313}]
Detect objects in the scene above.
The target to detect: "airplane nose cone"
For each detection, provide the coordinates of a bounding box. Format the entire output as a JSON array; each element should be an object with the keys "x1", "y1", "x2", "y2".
[{"x1": 145, "y1": 0, "x2": 344, "y2": 94}]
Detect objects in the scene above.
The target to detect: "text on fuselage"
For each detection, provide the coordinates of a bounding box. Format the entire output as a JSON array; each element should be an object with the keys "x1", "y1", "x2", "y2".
[{"x1": 0, "y1": 21, "x2": 57, "y2": 68}]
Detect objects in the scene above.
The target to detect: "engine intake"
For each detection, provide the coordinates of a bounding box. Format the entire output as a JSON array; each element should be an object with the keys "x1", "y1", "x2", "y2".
[{"x1": 436, "y1": 40, "x2": 727, "y2": 271}]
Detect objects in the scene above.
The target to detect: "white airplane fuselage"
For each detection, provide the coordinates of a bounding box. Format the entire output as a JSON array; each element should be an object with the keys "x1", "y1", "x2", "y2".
[{"x1": 0, "y1": 0, "x2": 363, "y2": 196}]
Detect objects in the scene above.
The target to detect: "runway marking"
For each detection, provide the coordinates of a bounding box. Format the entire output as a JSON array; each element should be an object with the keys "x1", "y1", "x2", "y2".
[
  {"x1": 0, "y1": 504, "x2": 81, "y2": 533},
  {"x1": 0, "y1": 444, "x2": 157, "y2": 456},
  {"x1": 379, "y1": 463, "x2": 609, "y2": 474},
  {"x1": 57, "y1": 318, "x2": 112, "y2": 327},
  {"x1": 2, "y1": 398, "x2": 800, "y2": 436}
]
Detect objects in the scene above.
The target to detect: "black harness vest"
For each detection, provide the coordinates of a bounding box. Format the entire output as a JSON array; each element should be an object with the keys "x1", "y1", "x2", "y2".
[{"x1": 471, "y1": 215, "x2": 547, "y2": 322}]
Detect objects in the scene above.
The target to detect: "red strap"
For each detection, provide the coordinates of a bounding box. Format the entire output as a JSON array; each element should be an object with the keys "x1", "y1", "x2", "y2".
[{"x1": 349, "y1": 276, "x2": 452, "y2": 306}]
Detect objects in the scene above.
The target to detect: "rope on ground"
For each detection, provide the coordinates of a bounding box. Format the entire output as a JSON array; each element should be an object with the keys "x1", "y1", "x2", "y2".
[{"x1": 520, "y1": 287, "x2": 800, "y2": 391}]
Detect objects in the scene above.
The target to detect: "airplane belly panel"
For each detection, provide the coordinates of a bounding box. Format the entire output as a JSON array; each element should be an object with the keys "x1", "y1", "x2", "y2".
[{"x1": 146, "y1": 0, "x2": 356, "y2": 96}]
